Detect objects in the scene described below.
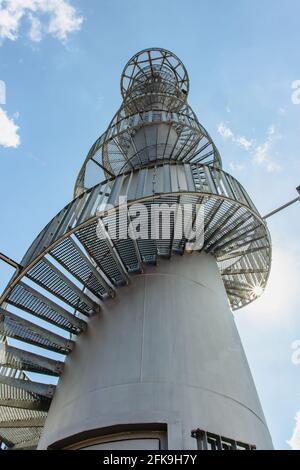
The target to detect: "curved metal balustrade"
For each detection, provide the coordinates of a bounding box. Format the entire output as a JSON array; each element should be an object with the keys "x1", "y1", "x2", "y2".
[
  {"x1": 77, "y1": 104, "x2": 222, "y2": 189},
  {"x1": 1, "y1": 162, "x2": 271, "y2": 314},
  {"x1": 121, "y1": 48, "x2": 190, "y2": 102}
]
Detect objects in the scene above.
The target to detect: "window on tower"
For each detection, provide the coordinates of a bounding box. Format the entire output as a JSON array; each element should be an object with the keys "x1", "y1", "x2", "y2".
[{"x1": 191, "y1": 429, "x2": 256, "y2": 450}]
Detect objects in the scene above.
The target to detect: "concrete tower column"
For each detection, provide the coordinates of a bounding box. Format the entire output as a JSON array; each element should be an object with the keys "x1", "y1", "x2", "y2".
[{"x1": 38, "y1": 253, "x2": 273, "y2": 450}]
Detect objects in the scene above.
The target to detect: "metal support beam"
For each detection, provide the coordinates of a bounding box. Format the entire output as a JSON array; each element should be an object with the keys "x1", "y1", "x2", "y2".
[
  {"x1": 206, "y1": 213, "x2": 253, "y2": 254},
  {"x1": 91, "y1": 157, "x2": 115, "y2": 178},
  {"x1": 0, "y1": 253, "x2": 23, "y2": 272},
  {"x1": 127, "y1": 214, "x2": 143, "y2": 271},
  {"x1": 0, "y1": 417, "x2": 45, "y2": 428},
  {"x1": 224, "y1": 281, "x2": 253, "y2": 293},
  {"x1": 0, "y1": 343, "x2": 64, "y2": 376},
  {"x1": 216, "y1": 245, "x2": 270, "y2": 262},
  {"x1": 263, "y1": 194, "x2": 300, "y2": 220},
  {"x1": 221, "y1": 268, "x2": 267, "y2": 276},
  {"x1": 95, "y1": 219, "x2": 130, "y2": 284},
  {"x1": 0, "y1": 374, "x2": 55, "y2": 399},
  {"x1": 211, "y1": 224, "x2": 262, "y2": 255},
  {"x1": 216, "y1": 235, "x2": 266, "y2": 257},
  {"x1": 203, "y1": 200, "x2": 224, "y2": 234},
  {"x1": 226, "y1": 289, "x2": 251, "y2": 302},
  {"x1": 204, "y1": 205, "x2": 238, "y2": 249},
  {"x1": 0, "y1": 398, "x2": 49, "y2": 411},
  {"x1": 0, "y1": 434, "x2": 13, "y2": 448},
  {"x1": 182, "y1": 195, "x2": 205, "y2": 253},
  {"x1": 12, "y1": 437, "x2": 40, "y2": 450}
]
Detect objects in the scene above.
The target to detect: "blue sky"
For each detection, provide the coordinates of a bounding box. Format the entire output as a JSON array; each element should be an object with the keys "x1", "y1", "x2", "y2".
[{"x1": 0, "y1": 0, "x2": 300, "y2": 450}]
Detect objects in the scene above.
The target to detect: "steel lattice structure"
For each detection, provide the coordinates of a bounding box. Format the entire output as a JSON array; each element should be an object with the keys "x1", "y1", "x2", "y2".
[{"x1": 0, "y1": 48, "x2": 271, "y2": 449}]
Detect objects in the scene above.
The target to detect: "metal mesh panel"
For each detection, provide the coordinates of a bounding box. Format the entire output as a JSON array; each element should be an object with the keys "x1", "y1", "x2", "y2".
[
  {"x1": 0, "y1": 313, "x2": 72, "y2": 355},
  {"x1": 50, "y1": 238, "x2": 109, "y2": 298},
  {"x1": 0, "y1": 345, "x2": 62, "y2": 376},
  {"x1": 0, "y1": 425, "x2": 43, "y2": 449},
  {"x1": 76, "y1": 223, "x2": 126, "y2": 286},
  {"x1": 26, "y1": 260, "x2": 92, "y2": 315},
  {"x1": 7, "y1": 283, "x2": 81, "y2": 334}
]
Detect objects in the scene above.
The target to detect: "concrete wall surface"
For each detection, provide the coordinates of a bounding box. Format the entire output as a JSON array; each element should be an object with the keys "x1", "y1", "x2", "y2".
[{"x1": 38, "y1": 252, "x2": 273, "y2": 450}]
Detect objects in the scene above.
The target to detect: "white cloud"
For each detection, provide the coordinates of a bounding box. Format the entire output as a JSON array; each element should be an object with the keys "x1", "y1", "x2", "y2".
[
  {"x1": 252, "y1": 125, "x2": 282, "y2": 172},
  {"x1": 0, "y1": 106, "x2": 20, "y2": 147},
  {"x1": 47, "y1": 0, "x2": 82, "y2": 40},
  {"x1": 0, "y1": 0, "x2": 83, "y2": 43},
  {"x1": 28, "y1": 12, "x2": 42, "y2": 42},
  {"x1": 0, "y1": 79, "x2": 5, "y2": 104},
  {"x1": 287, "y1": 410, "x2": 300, "y2": 450},
  {"x1": 229, "y1": 162, "x2": 245, "y2": 172},
  {"x1": 218, "y1": 122, "x2": 234, "y2": 140},
  {"x1": 218, "y1": 122, "x2": 253, "y2": 150},
  {"x1": 235, "y1": 135, "x2": 253, "y2": 150},
  {"x1": 218, "y1": 121, "x2": 281, "y2": 172}
]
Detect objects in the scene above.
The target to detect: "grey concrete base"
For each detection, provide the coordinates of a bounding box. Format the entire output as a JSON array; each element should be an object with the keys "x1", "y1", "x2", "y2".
[{"x1": 38, "y1": 252, "x2": 273, "y2": 449}]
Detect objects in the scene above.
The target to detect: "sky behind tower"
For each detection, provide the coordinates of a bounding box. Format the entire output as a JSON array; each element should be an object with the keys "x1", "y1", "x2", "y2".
[{"x1": 0, "y1": 0, "x2": 300, "y2": 450}]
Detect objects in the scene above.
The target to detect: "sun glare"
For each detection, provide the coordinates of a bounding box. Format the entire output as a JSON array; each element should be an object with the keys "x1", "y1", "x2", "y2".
[{"x1": 252, "y1": 285, "x2": 264, "y2": 297}]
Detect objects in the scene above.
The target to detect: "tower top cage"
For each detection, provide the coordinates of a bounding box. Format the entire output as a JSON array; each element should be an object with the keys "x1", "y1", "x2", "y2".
[{"x1": 74, "y1": 47, "x2": 222, "y2": 196}]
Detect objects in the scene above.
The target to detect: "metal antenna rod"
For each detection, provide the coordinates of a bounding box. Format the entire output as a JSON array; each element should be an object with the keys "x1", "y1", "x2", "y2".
[
  {"x1": 263, "y1": 186, "x2": 300, "y2": 220},
  {"x1": 0, "y1": 252, "x2": 23, "y2": 271}
]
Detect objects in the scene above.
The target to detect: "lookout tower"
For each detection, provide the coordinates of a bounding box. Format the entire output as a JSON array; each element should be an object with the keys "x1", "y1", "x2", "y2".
[{"x1": 0, "y1": 49, "x2": 272, "y2": 450}]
